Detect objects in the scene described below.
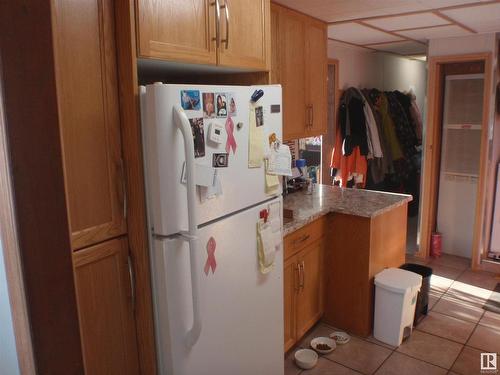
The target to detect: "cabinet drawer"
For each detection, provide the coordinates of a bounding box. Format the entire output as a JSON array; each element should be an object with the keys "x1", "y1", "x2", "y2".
[{"x1": 284, "y1": 216, "x2": 326, "y2": 259}]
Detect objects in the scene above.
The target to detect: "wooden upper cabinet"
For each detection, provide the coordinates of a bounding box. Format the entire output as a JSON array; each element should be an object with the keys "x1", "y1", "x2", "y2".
[
  {"x1": 136, "y1": 0, "x2": 217, "y2": 64},
  {"x1": 136, "y1": 0, "x2": 270, "y2": 70},
  {"x1": 217, "y1": 0, "x2": 270, "y2": 70},
  {"x1": 73, "y1": 237, "x2": 139, "y2": 374},
  {"x1": 53, "y1": 0, "x2": 127, "y2": 250},
  {"x1": 271, "y1": 4, "x2": 327, "y2": 140},
  {"x1": 306, "y1": 20, "x2": 327, "y2": 136}
]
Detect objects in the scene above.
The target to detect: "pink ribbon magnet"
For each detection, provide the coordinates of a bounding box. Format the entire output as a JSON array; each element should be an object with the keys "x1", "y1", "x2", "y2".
[
  {"x1": 225, "y1": 116, "x2": 237, "y2": 154},
  {"x1": 204, "y1": 237, "x2": 217, "y2": 275}
]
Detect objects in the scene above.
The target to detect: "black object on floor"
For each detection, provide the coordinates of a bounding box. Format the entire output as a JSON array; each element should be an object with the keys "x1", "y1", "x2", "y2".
[
  {"x1": 483, "y1": 282, "x2": 500, "y2": 314},
  {"x1": 400, "y1": 263, "x2": 433, "y2": 326}
]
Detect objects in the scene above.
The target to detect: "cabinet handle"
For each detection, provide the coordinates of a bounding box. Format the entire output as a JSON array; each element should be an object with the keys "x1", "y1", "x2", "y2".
[
  {"x1": 220, "y1": 0, "x2": 230, "y2": 49},
  {"x1": 127, "y1": 255, "x2": 136, "y2": 310},
  {"x1": 299, "y1": 261, "x2": 305, "y2": 289},
  {"x1": 294, "y1": 264, "x2": 300, "y2": 291},
  {"x1": 293, "y1": 234, "x2": 310, "y2": 246},
  {"x1": 211, "y1": 0, "x2": 221, "y2": 48},
  {"x1": 118, "y1": 158, "x2": 127, "y2": 219}
]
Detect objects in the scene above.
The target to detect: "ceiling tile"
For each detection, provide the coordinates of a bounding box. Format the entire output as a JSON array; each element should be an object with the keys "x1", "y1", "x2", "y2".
[
  {"x1": 398, "y1": 24, "x2": 472, "y2": 41},
  {"x1": 370, "y1": 41, "x2": 428, "y2": 55},
  {"x1": 273, "y1": 0, "x2": 485, "y2": 23},
  {"x1": 364, "y1": 12, "x2": 450, "y2": 31},
  {"x1": 442, "y1": 3, "x2": 500, "y2": 32},
  {"x1": 328, "y1": 22, "x2": 403, "y2": 45}
]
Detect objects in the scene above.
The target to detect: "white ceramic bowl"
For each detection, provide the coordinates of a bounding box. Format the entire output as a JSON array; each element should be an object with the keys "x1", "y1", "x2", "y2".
[
  {"x1": 310, "y1": 336, "x2": 336, "y2": 354},
  {"x1": 294, "y1": 348, "x2": 318, "y2": 370},
  {"x1": 330, "y1": 331, "x2": 351, "y2": 345}
]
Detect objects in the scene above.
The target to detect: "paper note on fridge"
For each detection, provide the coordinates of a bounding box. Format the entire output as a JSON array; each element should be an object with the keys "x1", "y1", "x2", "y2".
[
  {"x1": 248, "y1": 105, "x2": 264, "y2": 168},
  {"x1": 266, "y1": 144, "x2": 292, "y2": 176},
  {"x1": 181, "y1": 162, "x2": 216, "y2": 187}
]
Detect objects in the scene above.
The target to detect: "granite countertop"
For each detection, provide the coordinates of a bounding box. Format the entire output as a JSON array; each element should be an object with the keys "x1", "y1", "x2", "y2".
[{"x1": 282, "y1": 184, "x2": 412, "y2": 236}]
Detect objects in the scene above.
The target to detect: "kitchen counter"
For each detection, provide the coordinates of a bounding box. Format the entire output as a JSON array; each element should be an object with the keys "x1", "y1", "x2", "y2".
[{"x1": 283, "y1": 184, "x2": 412, "y2": 236}]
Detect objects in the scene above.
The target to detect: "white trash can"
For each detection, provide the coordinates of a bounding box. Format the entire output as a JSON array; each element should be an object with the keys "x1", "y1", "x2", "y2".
[{"x1": 374, "y1": 268, "x2": 422, "y2": 347}]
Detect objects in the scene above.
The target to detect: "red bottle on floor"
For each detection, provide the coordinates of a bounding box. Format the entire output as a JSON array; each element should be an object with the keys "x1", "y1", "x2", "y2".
[{"x1": 431, "y1": 232, "x2": 442, "y2": 258}]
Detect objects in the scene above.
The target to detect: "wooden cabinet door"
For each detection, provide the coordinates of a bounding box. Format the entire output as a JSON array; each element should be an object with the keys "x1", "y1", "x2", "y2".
[
  {"x1": 136, "y1": 0, "x2": 217, "y2": 64},
  {"x1": 53, "y1": 0, "x2": 127, "y2": 250},
  {"x1": 295, "y1": 241, "x2": 323, "y2": 339},
  {"x1": 284, "y1": 255, "x2": 298, "y2": 352},
  {"x1": 306, "y1": 20, "x2": 328, "y2": 136},
  {"x1": 73, "y1": 237, "x2": 139, "y2": 374},
  {"x1": 217, "y1": 0, "x2": 270, "y2": 70},
  {"x1": 278, "y1": 8, "x2": 307, "y2": 140}
]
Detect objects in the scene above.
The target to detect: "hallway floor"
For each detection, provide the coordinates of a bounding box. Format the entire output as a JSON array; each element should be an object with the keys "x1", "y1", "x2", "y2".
[{"x1": 285, "y1": 253, "x2": 500, "y2": 375}]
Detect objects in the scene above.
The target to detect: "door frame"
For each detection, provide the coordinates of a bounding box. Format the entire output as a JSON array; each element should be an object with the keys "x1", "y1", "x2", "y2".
[
  {"x1": 419, "y1": 52, "x2": 492, "y2": 270},
  {"x1": 321, "y1": 58, "x2": 339, "y2": 185}
]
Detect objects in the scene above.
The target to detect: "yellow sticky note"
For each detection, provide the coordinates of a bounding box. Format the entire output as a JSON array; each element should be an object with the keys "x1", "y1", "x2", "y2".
[
  {"x1": 265, "y1": 172, "x2": 279, "y2": 194},
  {"x1": 248, "y1": 105, "x2": 264, "y2": 168}
]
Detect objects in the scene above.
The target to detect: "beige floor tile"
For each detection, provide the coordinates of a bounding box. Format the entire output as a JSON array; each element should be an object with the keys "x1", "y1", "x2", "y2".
[
  {"x1": 325, "y1": 335, "x2": 392, "y2": 375},
  {"x1": 431, "y1": 274, "x2": 455, "y2": 293},
  {"x1": 467, "y1": 325, "x2": 500, "y2": 353},
  {"x1": 432, "y1": 294, "x2": 485, "y2": 323},
  {"x1": 451, "y1": 346, "x2": 492, "y2": 375},
  {"x1": 448, "y1": 281, "x2": 492, "y2": 307},
  {"x1": 456, "y1": 270, "x2": 499, "y2": 291},
  {"x1": 479, "y1": 311, "x2": 500, "y2": 330},
  {"x1": 416, "y1": 311, "x2": 476, "y2": 344},
  {"x1": 365, "y1": 335, "x2": 397, "y2": 350},
  {"x1": 428, "y1": 294, "x2": 440, "y2": 311},
  {"x1": 396, "y1": 330, "x2": 463, "y2": 369},
  {"x1": 429, "y1": 264, "x2": 465, "y2": 280},
  {"x1": 301, "y1": 357, "x2": 362, "y2": 374},
  {"x1": 428, "y1": 254, "x2": 470, "y2": 271},
  {"x1": 285, "y1": 351, "x2": 302, "y2": 375},
  {"x1": 374, "y1": 352, "x2": 447, "y2": 375}
]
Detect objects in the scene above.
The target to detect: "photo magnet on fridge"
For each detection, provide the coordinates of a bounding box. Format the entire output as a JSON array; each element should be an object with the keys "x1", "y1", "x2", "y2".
[
  {"x1": 255, "y1": 106, "x2": 264, "y2": 127},
  {"x1": 212, "y1": 153, "x2": 229, "y2": 168},
  {"x1": 180, "y1": 90, "x2": 201, "y2": 110},
  {"x1": 189, "y1": 117, "x2": 205, "y2": 158},
  {"x1": 216, "y1": 93, "x2": 228, "y2": 117},
  {"x1": 227, "y1": 93, "x2": 237, "y2": 117},
  {"x1": 203, "y1": 92, "x2": 216, "y2": 118}
]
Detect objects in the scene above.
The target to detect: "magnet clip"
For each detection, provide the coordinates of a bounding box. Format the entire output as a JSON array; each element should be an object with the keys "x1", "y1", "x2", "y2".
[{"x1": 250, "y1": 89, "x2": 264, "y2": 103}]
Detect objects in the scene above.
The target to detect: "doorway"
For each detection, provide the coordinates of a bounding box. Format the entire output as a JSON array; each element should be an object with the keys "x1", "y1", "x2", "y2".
[{"x1": 420, "y1": 54, "x2": 492, "y2": 269}]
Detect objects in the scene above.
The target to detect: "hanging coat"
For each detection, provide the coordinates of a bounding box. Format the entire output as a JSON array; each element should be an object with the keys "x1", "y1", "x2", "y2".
[{"x1": 338, "y1": 88, "x2": 369, "y2": 156}]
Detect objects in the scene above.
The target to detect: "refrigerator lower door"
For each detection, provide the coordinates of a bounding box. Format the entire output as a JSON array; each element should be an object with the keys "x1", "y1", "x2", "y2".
[{"x1": 151, "y1": 198, "x2": 284, "y2": 375}]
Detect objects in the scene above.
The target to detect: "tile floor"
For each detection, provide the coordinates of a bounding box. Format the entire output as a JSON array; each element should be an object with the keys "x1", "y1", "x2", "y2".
[{"x1": 285, "y1": 253, "x2": 500, "y2": 375}]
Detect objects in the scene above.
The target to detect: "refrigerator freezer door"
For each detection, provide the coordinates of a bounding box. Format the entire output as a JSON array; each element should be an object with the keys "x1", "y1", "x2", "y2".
[
  {"x1": 151, "y1": 198, "x2": 284, "y2": 375},
  {"x1": 142, "y1": 83, "x2": 282, "y2": 236}
]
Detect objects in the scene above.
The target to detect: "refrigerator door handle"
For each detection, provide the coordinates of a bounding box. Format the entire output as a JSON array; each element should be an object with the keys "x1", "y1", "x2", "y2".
[{"x1": 173, "y1": 105, "x2": 202, "y2": 347}]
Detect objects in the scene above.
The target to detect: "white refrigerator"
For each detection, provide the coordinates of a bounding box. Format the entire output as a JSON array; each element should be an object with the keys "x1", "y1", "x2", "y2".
[{"x1": 141, "y1": 83, "x2": 284, "y2": 375}]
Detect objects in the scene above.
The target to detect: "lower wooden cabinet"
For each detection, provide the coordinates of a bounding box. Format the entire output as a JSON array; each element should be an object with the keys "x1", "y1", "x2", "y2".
[
  {"x1": 72, "y1": 237, "x2": 139, "y2": 374},
  {"x1": 284, "y1": 224, "x2": 324, "y2": 352}
]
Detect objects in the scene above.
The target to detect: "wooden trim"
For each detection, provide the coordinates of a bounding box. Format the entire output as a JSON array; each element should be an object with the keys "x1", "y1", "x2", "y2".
[
  {"x1": 390, "y1": 23, "x2": 452, "y2": 33},
  {"x1": 0, "y1": 66, "x2": 36, "y2": 374},
  {"x1": 419, "y1": 53, "x2": 493, "y2": 270},
  {"x1": 356, "y1": 21, "x2": 428, "y2": 46},
  {"x1": 432, "y1": 10, "x2": 477, "y2": 34},
  {"x1": 321, "y1": 59, "x2": 339, "y2": 185},
  {"x1": 328, "y1": 37, "x2": 377, "y2": 51},
  {"x1": 114, "y1": 1, "x2": 157, "y2": 374},
  {"x1": 327, "y1": 0, "x2": 500, "y2": 25},
  {"x1": 0, "y1": 1, "x2": 84, "y2": 373}
]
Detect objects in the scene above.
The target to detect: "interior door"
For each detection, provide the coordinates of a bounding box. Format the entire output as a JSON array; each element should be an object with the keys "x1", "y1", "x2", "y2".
[
  {"x1": 217, "y1": 0, "x2": 270, "y2": 70},
  {"x1": 436, "y1": 74, "x2": 484, "y2": 258},
  {"x1": 136, "y1": 0, "x2": 217, "y2": 64}
]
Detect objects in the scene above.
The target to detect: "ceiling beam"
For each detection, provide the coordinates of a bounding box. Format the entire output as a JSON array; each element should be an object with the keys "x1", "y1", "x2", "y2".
[
  {"x1": 391, "y1": 23, "x2": 453, "y2": 33},
  {"x1": 356, "y1": 20, "x2": 428, "y2": 46}
]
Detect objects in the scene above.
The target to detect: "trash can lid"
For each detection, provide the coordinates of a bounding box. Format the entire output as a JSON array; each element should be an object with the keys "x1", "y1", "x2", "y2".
[{"x1": 375, "y1": 268, "x2": 422, "y2": 294}]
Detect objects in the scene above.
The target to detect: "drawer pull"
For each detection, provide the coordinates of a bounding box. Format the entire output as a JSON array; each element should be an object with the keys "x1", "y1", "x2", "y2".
[
  {"x1": 293, "y1": 234, "x2": 310, "y2": 245},
  {"x1": 294, "y1": 264, "x2": 300, "y2": 291}
]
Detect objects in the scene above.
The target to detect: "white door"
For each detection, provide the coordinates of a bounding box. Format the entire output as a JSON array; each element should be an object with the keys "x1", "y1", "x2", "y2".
[
  {"x1": 436, "y1": 74, "x2": 484, "y2": 258},
  {"x1": 151, "y1": 198, "x2": 284, "y2": 375},
  {"x1": 142, "y1": 83, "x2": 283, "y2": 236}
]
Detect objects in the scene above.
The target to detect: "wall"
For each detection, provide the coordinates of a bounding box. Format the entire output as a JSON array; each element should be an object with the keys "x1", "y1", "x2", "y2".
[
  {"x1": 0, "y1": 239, "x2": 20, "y2": 375},
  {"x1": 327, "y1": 39, "x2": 427, "y2": 111}
]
